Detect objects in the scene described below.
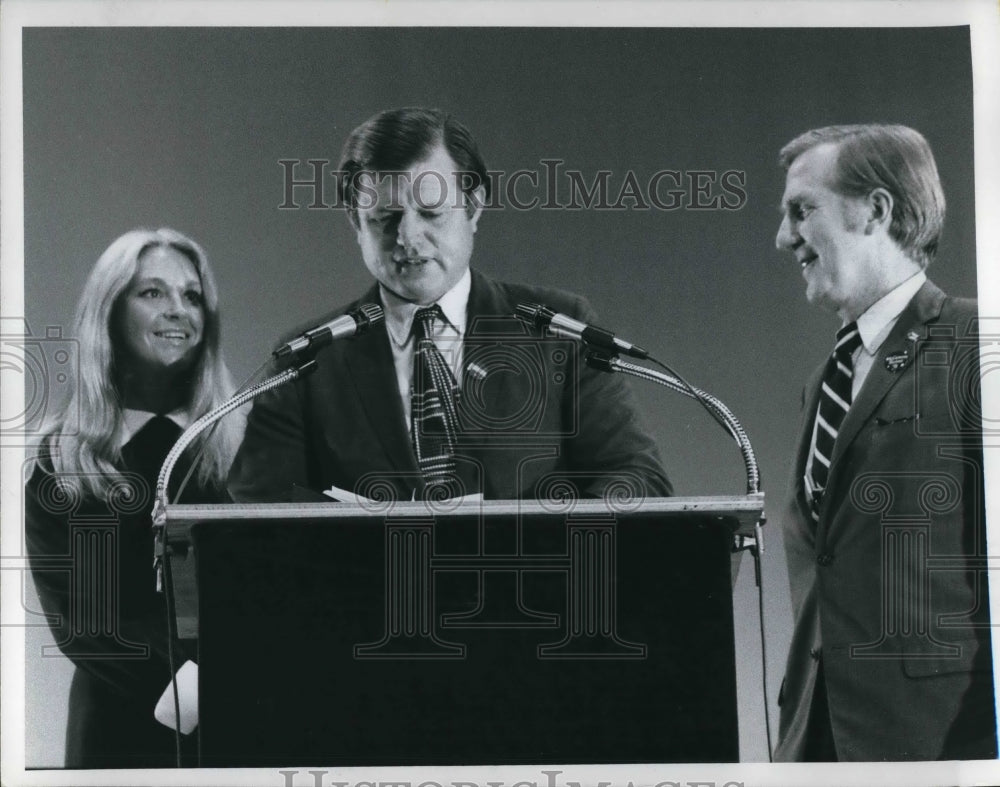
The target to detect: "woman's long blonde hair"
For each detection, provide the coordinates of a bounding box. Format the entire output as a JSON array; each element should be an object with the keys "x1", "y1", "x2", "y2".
[{"x1": 44, "y1": 227, "x2": 243, "y2": 498}]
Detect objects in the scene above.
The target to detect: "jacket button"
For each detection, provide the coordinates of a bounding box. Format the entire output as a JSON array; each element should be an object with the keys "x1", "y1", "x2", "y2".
[
  {"x1": 817, "y1": 552, "x2": 834, "y2": 566},
  {"x1": 810, "y1": 647, "x2": 822, "y2": 661}
]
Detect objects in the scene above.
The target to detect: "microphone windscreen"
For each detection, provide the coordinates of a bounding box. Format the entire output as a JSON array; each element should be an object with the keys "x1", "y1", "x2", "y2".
[
  {"x1": 514, "y1": 302, "x2": 554, "y2": 328},
  {"x1": 357, "y1": 302, "x2": 384, "y2": 328}
]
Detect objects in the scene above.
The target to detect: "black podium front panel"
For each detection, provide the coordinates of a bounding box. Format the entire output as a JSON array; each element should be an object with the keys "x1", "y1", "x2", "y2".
[{"x1": 191, "y1": 508, "x2": 737, "y2": 766}]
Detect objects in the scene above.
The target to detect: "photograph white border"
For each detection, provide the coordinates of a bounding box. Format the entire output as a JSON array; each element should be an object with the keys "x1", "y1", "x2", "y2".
[{"x1": 2, "y1": 2, "x2": 998, "y2": 786}]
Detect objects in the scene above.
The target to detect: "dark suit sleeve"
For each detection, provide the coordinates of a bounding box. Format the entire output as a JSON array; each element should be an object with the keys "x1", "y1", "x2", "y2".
[
  {"x1": 559, "y1": 294, "x2": 673, "y2": 499},
  {"x1": 24, "y1": 459, "x2": 189, "y2": 710},
  {"x1": 228, "y1": 370, "x2": 311, "y2": 503}
]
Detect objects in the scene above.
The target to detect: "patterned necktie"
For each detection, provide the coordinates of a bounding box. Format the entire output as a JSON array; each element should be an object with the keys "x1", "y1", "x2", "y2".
[
  {"x1": 411, "y1": 305, "x2": 461, "y2": 494},
  {"x1": 805, "y1": 321, "x2": 863, "y2": 519}
]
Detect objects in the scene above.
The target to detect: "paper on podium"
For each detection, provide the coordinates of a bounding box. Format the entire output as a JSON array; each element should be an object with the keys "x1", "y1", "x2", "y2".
[{"x1": 322, "y1": 483, "x2": 483, "y2": 510}]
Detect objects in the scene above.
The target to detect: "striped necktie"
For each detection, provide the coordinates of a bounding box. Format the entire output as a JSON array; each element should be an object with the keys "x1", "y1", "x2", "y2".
[
  {"x1": 411, "y1": 305, "x2": 461, "y2": 495},
  {"x1": 805, "y1": 321, "x2": 863, "y2": 519}
]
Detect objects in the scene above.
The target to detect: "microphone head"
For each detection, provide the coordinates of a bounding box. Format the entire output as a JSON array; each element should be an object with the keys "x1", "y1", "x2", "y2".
[
  {"x1": 514, "y1": 302, "x2": 555, "y2": 328},
  {"x1": 354, "y1": 303, "x2": 385, "y2": 332}
]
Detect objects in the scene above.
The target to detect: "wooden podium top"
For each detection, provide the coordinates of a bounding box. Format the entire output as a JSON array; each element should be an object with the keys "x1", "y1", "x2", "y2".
[{"x1": 164, "y1": 493, "x2": 765, "y2": 538}]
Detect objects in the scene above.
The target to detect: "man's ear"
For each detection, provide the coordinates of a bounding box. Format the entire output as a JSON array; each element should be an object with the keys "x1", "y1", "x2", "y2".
[
  {"x1": 865, "y1": 187, "x2": 894, "y2": 234},
  {"x1": 466, "y1": 185, "x2": 486, "y2": 231},
  {"x1": 347, "y1": 208, "x2": 360, "y2": 233}
]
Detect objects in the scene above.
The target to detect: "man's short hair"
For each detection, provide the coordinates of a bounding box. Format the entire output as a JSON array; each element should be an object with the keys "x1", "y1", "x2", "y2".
[
  {"x1": 778, "y1": 124, "x2": 945, "y2": 267},
  {"x1": 338, "y1": 107, "x2": 491, "y2": 215}
]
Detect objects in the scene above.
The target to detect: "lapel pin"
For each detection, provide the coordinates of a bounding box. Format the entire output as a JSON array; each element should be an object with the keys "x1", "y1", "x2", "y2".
[
  {"x1": 884, "y1": 351, "x2": 910, "y2": 373},
  {"x1": 906, "y1": 330, "x2": 920, "y2": 343},
  {"x1": 466, "y1": 362, "x2": 488, "y2": 381}
]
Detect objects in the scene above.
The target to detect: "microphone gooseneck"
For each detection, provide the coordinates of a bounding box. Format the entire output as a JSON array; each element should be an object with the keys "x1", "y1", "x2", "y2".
[{"x1": 514, "y1": 300, "x2": 759, "y2": 495}]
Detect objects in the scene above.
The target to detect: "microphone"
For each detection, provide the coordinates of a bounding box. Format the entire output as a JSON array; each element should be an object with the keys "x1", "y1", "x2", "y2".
[
  {"x1": 514, "y1": 302, "x2": 649, "y2": 359},
  {"x1": 274, "y1": 303, "x2": 384, "y2": 357}
]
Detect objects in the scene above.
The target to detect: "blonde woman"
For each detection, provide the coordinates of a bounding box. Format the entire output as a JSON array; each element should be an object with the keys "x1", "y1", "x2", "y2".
[{"x1": 26, "y1": 228, "x2": 242, "y2": 767}]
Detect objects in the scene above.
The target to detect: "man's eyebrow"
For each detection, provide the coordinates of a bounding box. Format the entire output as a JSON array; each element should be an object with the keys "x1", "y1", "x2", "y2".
[{"x1": 777, "y1": 191, "x2": 808, "y2": 211}]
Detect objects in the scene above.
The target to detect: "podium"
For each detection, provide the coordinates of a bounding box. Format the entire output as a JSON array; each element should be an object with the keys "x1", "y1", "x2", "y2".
[{"x1": 164, "y1": 495, "x2": 763, "y2": 766}]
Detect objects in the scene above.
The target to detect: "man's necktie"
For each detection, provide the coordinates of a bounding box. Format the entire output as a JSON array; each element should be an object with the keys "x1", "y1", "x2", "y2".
[
  {"x1": 411, "y1": 305, "x2": 462, "y2": 495},
  {"x1": 806, "y1": 321, "x2": 862, "y2": 520}
]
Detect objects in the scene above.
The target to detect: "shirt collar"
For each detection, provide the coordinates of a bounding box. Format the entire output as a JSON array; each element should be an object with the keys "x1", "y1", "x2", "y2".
[
  {"x1": 854, "y1": 270, "x2": 927, "y2": 355},
  {"x1": 381, "y1": 268, "x2": 472, "y2": 348},
  {"x1": 120, "y1": 407, "x2": 191, "y2": 449}
]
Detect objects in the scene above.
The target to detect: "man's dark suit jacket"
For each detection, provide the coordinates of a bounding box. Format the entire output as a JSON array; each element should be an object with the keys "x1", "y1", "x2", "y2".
[
  {"x1": 229, "y1": 270, "x2": 671, "y2": 503},
  {"x1": 775, "y1": 280, "x2": 996, "y2": 761}
]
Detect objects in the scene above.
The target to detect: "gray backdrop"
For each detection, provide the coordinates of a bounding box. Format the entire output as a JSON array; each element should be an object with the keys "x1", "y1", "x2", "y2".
[{"x1": 21, "y1": 26, "x2": 977, "y2": 765}]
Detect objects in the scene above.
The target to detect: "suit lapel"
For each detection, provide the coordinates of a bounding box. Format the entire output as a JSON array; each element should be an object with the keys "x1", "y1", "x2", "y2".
[
  {"x1": 341, "y1": 285, "x2": 420, "y2": 475},
  {"x1": 459, "y1": 271, "x2": 521, "y2": 430},
  {"x1": 819, "y1": 280, "x2": 946, "y2": 518}
]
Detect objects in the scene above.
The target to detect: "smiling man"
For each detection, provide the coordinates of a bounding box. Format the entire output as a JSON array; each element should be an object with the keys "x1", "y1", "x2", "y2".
[
  {"x1": 773, "y1": 124, "x2": 995, "y2": 761},
  {"x1": 229, "y1": 107, "x2": 670, "y2": 504}
]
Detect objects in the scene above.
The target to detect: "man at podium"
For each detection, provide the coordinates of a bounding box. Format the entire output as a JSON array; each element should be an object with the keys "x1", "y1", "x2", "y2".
[{"x1": 229, "y1": 107, "x2": 671, "y2": 504}]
